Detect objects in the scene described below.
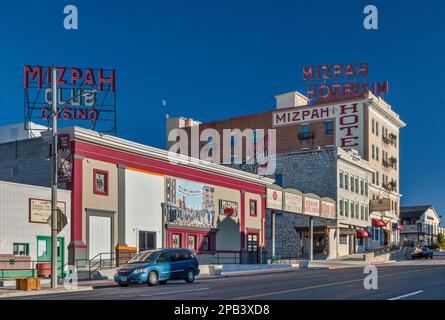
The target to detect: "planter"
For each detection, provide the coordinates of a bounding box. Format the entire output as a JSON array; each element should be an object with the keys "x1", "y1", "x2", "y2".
[
  {"x1": 36, "y1": 263, "x2": 51, "y2": 277},
  {"x1": 16, "y1": 278, "x2": 41, "y2": 291}
]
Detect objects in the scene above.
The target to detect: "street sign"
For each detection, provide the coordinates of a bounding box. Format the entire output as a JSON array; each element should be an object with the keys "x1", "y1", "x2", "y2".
[{"x1": 47, "y1": 208, "x2": 68, "y2": 234}]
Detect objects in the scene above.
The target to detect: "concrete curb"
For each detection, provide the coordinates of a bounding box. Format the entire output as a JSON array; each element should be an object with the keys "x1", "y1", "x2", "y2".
[{"x1": 0, "y1": 286, "x2": 93, "y2": 298}]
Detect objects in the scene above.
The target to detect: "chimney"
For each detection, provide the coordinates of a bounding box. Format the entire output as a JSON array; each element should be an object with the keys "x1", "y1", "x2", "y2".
[{"x1": 275, "y1": 91, "x2": 308, "y2": 109}]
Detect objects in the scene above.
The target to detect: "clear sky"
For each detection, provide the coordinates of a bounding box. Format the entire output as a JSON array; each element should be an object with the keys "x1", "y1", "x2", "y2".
[{"x1": 0, "y1": 0, "x2": 444, "y2": 220}]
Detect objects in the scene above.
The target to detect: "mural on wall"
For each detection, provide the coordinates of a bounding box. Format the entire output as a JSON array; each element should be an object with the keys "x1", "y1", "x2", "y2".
[{"x1": 166, "y1": 177, "x2": 216, "y2": 228}]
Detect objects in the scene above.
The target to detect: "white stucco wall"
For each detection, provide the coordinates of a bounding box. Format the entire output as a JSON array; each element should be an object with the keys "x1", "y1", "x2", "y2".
[
  {"x1": 0, "y1": 180, "x2": 71, "y2": 262},
  {"x1": 124, "y1": 169, "x2": 164, "y2": 250}
]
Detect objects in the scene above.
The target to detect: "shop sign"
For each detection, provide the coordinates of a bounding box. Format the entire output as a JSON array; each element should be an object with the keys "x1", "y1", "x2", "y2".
[
  {"x1": 29, "y1": 198, "x2": 66, "y2": 224},
  {"x1": 340, "y1": 228, "x2": 356, "y2": 235},
  {"x1": 304, "y1": 197, "x2": 320, "y2": 217},
  {"x1": 24, "y1": 65, "x2": 117, "y2": 134},
  {"x1": 320, "y1": 201, "x2": 336, "y2": 220},
  {"x1": 370, "y1": 198, "x2": 391, "y2": 212},
  {"x1": 266, "y1": 188, "x2": 283, "y2": 210},
  {"x1": 219, "y1": 200, "x2": 238, "y2": 217},
  {"x1": 284, "y1": 192, "x2": 303, "y2": 214}
]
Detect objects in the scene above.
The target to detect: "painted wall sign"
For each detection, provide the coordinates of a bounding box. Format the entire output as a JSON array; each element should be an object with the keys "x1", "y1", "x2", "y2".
[
  {"x1": 219, "y1": 199, "x2": 238, "y2": 217},
  {"x1": 320, "y1": 201, "x2": 336, "y2": 220},
  {"x1": 284, "y1": 192, "x2": 303, "y2": 214},
  {"x1": 266, "y1": 188, "x2": 283, "y2": 210},
  {"x1": 24, "y1": 65, "x2": 117, "y2": 134},
  {"x1": 340, "y1": 228, "x2": 356, "y2": 235},
  {"x1": 29, "y1": 198, "x2": 66, "y2": 224},
  {"x1": 272, "y1": 102, "x2": 364, "y2": 155},
  {"x1": 302, "y1": 62, "x2": 388, "y2": 102},
  {"x1": 166, "y1": 177, "x2": 216, "y2": 228},
  {"x1": 304, "y1": 197, "x2": 320, "y2": 217}
]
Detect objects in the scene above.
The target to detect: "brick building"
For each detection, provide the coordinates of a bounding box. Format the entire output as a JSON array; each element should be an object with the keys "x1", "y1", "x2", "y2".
[{"x1": 167, "y1": 90, "x2": 406, "y2": 254}]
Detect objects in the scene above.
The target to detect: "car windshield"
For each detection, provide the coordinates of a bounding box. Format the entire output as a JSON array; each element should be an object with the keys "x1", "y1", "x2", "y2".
[{"x1": 127, "y1": 251, "x2": 158, "y2": 264}]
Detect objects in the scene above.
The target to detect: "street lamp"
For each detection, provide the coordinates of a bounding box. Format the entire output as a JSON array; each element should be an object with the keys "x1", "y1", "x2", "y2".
[{"x1": 49, "y1": 67, "x2": 94, "y2": 289}]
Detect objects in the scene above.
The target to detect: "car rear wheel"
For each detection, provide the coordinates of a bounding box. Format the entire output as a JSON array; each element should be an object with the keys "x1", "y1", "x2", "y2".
[
  {"x1": 147, "y1": 271, "x2": 159, "y2": 286},
  {"x1": 185, "y1": 268, "x2": 195, "y2": 283}
]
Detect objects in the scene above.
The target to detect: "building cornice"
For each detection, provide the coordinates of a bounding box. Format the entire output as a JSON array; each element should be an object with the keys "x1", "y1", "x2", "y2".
[{"x1": 50, "y1": 126, "x2": 275, "y2": 187}]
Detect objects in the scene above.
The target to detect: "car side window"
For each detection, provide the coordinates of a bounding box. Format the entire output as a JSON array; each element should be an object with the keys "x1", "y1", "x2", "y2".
[
  {"x1": 181, "y1": 251, "x2": 192, "y2": 260},
  {"x1": 170, "y1": 251, "x2": 182, "y2": 262},
  {"x1": 157, "y1": 252, "x2": 171, "y2": 263}
]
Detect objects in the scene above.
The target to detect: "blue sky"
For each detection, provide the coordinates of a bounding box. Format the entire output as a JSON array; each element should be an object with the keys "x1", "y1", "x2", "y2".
[{"x1": 1, "y1": 1, "x2": 444, "y2": 220}]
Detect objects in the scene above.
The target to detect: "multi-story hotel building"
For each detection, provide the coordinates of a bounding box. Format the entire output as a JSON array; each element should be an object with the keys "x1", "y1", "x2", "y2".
[{"x1": 168, "y1": 90, "x2": 406, "y2": 248}]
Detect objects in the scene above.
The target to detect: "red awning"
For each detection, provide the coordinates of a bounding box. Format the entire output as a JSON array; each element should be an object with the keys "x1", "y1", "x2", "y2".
[
  {"x1": 372, "y1": 219, "x2": 386, "y2": 228},
  {"x1": 356, "y1": 230, "x2": 370, "y2": 238}
]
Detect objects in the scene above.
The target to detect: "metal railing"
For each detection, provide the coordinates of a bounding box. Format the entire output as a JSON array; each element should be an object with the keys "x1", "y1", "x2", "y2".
[
  {"x1": 373, "y1": 243, "x2": 401, "y2": 257},
  {"x1": 0, "y1": 259, "x2": 66, "y2": 279},
  {"x1": 74, "y1": 251, "x2": 134, "y2": 279},
  {"x1": 194, "y1": 251, "x2": 269, "y2": 265}
]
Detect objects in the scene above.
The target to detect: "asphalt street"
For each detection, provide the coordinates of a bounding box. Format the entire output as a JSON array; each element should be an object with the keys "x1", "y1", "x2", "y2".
[{"x1": 4, "y1": 258, "x2": 445, "y2": 300}]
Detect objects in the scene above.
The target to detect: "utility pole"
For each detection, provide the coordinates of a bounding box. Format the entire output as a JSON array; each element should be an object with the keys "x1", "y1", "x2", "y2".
[{"x1": 51, "y1": 66, "x2": 58, "y2": 289}]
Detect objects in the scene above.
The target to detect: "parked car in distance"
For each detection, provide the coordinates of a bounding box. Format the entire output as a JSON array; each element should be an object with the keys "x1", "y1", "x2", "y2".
[
  {"x1": 114, "y1": 248, "x2": 200, "y2": 287},
  {"x1": 411, "y1": 247, "x2": 434, "y2": 259}
]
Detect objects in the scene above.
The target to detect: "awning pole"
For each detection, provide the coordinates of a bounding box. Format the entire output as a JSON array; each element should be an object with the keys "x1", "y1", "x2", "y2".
[{"x1": 309, "y1": 217, "x2": 313, "y2": 261}]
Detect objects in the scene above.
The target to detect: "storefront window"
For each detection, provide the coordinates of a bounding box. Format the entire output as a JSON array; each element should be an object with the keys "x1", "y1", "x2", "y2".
[
  {"x1": 188, "y1": 235, "x2": 196, "y2": 250},
  {"x1": 250, "y1": 199, "x2": 257, "y2": 217},
  {"x1": 93, "y1": 169, "x2": 109, "y2": 195},
  {"x1": 340, "y1": 235, "x2": 347, "y2": 245},
  {"x1": 172, "y1": 234, "x2": 181, "y2": 248},
  {"x1": 201, "y1": 236, "x2": 210, "y2": 251},
  {"x1": 13, "y1": 243, "x2": 29, "y2": 256}
]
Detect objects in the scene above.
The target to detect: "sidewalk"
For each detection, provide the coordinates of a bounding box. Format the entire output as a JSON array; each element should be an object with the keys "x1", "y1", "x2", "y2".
[{"x1": 0, "y1": 285, "x2": 93, "y2": 298}]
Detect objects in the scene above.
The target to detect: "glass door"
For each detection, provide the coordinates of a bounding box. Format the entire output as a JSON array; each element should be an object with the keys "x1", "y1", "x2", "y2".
[{"x1": 36, "y1": 236, "x2": 64, "y2": 276}]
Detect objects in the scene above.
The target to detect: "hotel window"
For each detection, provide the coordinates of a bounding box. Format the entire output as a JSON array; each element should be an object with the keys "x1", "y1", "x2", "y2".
[
  {"x1": 350, "y1": 176, "x2": 354, "y2": 192},
  {"x1": 372, "y1": 173, "x2": 375, "y2": 184},
  {"x1": 351, "y1": 202, "x2": 355, "y2": 218},
  {"x1": 372, "y1": 119, "x2": 375, "y2": 133},
  {"x1": 372, "y1": 145, "x2": 375, "y2": 159},
  {"x1": 340, "y1": 235, "x2": 348, "y2": 245},
  {"x1": 365, "y1": 206, "x2": 369, "y2": 221},
  {"x1": 355, "y1": 178, "x2": 359, "y2": 194},
  {"x1": 325, "y1": 121, "x2": 334, "y2": 136},
  {"x1": 188, "y1": 235, "x2": 197, "y2": 250},
  {"x1": 339, "y1": 171, "x2": 344, "y2": 188},
  {"x1": 376, "y1": 147, "x2": 379, "y2": 161},
  {"x1": 345, "y1": 200, "x2": 349, "y2": 217},
  {"x1": 355, "y1": 203, "x2": 359, "y2": 219},
  {"x1": 360, "y1": 205, "x2": 364, "y2": 220},
  {"x1": 365, "y1": 181, "x2": 368, "y2": 196},
  {"x1": 376, "y1": 121, "x2": 379, "y2": 136},
  {"x1": 339, "y1": 199, "x2": 344, "y2": 216},
  {"x1": 360, "y1": 179, "x2": 364, "y2": 195},
  {"x1": 376, "y1": 172, "x2": 379, "y2": 186},
  {"x1": 344, "y1": 173, "x2": 349, "y2": 190},
  {"x1": 250, "y1": 199, "x2": 258, "y2": 217},
  {"x1": 172, "y1": 234, "x2": 181, "y2": 248},
  {"x1": 93, "y1": 169, "x2": 109, "y2": 195},
  {"x1": 300, "y1": 124, "x2": 311, "y2": 139},
  {"x1": 13, "y1": 243, "x2": 29, "y2": 256}
]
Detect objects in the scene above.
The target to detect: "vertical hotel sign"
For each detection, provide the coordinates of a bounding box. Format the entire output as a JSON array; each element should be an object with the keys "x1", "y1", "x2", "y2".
[
  {"x1": 57, "y1": 134, "x2": 72, "y2": 183},
  {"x1": 24, "y1": 65, "x2": 117, "y2": 134}
]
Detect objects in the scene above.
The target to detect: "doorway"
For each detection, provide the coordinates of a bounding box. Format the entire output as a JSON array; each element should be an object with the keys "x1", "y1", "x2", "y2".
[
  {"x1": 36, "y1": 236, "x2": 64, "y2": 276},
  {"x1": 88, "y1": 215, "x2": 112, "y2": 260}
]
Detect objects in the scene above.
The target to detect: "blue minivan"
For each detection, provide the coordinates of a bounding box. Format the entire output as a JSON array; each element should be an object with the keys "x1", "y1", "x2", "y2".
[{"x1": 114, "y1": 248, "x2": 200, "y2": 287}]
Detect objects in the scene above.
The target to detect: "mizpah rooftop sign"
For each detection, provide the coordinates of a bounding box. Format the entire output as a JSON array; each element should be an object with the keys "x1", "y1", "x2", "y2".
[{"x1": 303, "y1": 62, "x2": 388, "y2": 102}]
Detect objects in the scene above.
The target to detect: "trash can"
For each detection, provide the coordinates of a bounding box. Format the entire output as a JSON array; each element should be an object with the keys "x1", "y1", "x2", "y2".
[{"x1": 36, "y1": 262, "x2": 51, "y2": 277}]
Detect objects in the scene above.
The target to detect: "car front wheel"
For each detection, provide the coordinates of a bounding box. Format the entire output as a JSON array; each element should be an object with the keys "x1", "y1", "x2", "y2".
[
  {"x1": 148, "y1": 271, "x2": 159, "y2": 286},
  {"x1": 185, "y1": 269, "x2": 195, "y2": 283}
]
